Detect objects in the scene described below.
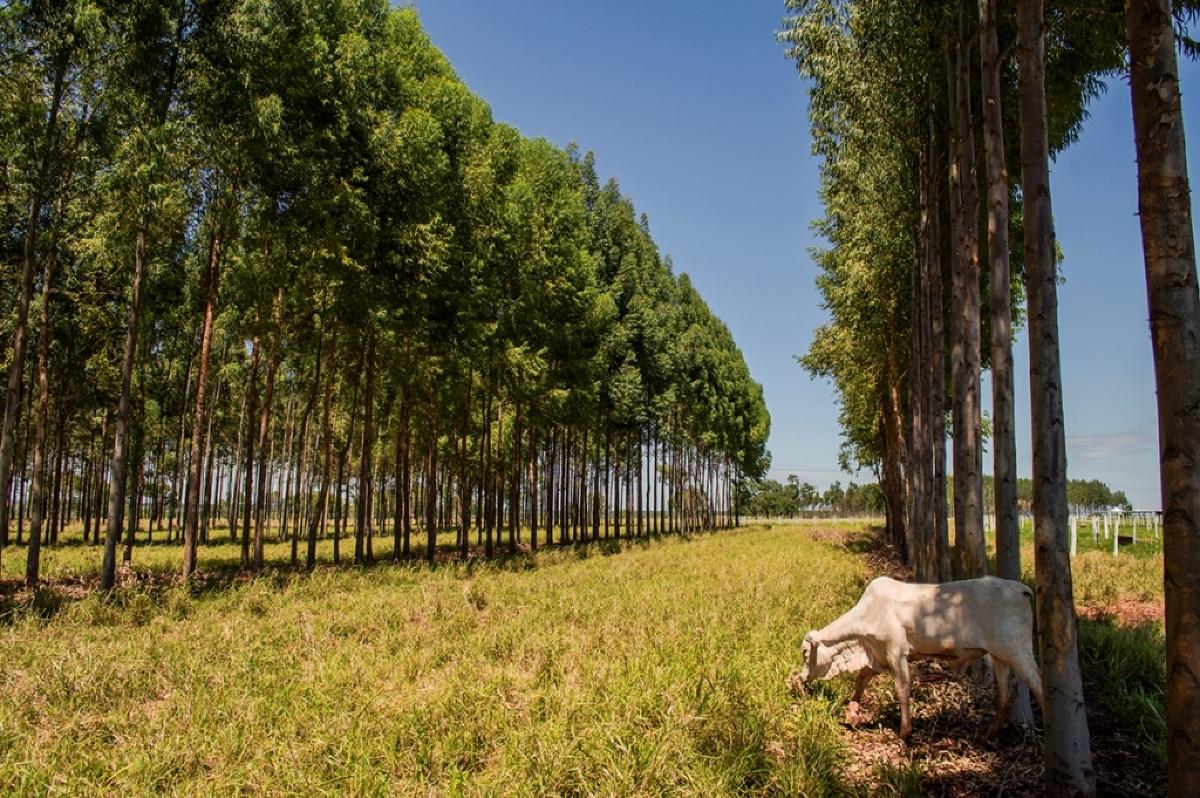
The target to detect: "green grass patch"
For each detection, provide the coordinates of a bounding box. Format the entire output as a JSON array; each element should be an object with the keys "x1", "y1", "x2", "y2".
[
  {"x1": 1, "y1": 518, "x2": 1170, "y2": 795},
  {"x1": 0, "y1": 523, "x2": 868, "y2": 797},
  {"x1": 1077, "y1": 618, "x2": 1166, "y2": 759}
]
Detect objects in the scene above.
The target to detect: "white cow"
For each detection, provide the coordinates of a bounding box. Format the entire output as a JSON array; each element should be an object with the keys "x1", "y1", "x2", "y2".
[{"x1": 795, "y1": 575, "x2": 1043, "y2": 740}]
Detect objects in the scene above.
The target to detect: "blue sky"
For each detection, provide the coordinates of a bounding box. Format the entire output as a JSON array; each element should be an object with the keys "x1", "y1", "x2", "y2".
[{"x1": 413, "y1": 0, "x2": 1200, "y2": 510}]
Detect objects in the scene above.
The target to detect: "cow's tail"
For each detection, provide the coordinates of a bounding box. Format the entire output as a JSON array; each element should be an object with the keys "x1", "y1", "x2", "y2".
[{"x1": 1020, "y1": 581, "x2": 1038, "y2": 653}]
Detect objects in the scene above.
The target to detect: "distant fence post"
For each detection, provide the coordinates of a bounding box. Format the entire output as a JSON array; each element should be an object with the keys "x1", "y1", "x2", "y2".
[
  {"x1": 1091, "y1": 516, "x2": 1098, "y2": 543},
  {"x1": 1070, "y1": 515, "x2": 1077, "y2": 557},
  {"x1": 1112, "y1": 516, "x2": 1120, "y2": 556}
]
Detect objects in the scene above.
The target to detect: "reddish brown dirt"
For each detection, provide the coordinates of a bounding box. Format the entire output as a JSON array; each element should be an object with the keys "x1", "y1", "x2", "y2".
[{"x1": 1078, "y1": 599, "x2": 1164, "y2": 627}]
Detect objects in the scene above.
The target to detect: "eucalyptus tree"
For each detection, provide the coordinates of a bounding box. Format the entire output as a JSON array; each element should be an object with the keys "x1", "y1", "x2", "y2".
[
  {"x1": 97, "y1": 0, "x2": 193, "y2": 589},
  {"x1": 1124, "y1": 2, "x2": 1200, "y2": 791},
  {"x1": 497, "y1": 137, "x2": 597, "y2": 549},
  {"x1": 950, "y1": 0, "x2": 985, "y2": 579},
  {"x1": 0, "y1": 0, "x2": 103, "y2": 562},
  {"x1": 20, "y1": 0, "x2": 106, "y2": 583},
  {"x1": 784, "y1": 0, "x2": 921, "y2": 560},
  {"x1": 179, "y1": 0, "x2": 256, "y2": 581},
  {"x1": 0, "y1": 0, "x2": 768, "y2": 586},
  {"x1": 979, "y1": 0, "x2": 1020, "y2": 592},
  {"x1": 1017, "y1": 0, "x2": 1094, "y2": 791}
]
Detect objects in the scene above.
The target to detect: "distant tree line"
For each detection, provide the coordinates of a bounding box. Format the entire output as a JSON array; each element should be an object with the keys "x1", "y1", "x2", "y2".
[
  {"x1": 750, "y1": 473, "x2": 1132, "y2": 520},
  {"x1": 744, "y1": 475, "x2": 883, "y2": 517},
  {"x1": 981, "y1": 476, "x2": 1131, "y2": 513}
]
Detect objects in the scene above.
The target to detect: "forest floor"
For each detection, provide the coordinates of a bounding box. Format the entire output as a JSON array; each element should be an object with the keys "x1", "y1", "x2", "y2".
[{"x1": 0, "y1": 521, "x2": 1166, "y2": 796}]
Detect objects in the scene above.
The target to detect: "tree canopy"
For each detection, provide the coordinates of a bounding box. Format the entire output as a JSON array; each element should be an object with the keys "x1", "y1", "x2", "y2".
[{"x1": 0, "y1": 0, "x2": 770, "y2": 583}]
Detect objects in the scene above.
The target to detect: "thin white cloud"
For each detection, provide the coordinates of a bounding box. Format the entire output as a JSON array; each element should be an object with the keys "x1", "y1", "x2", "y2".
[{"x1": 1068, "y1": 430, "x2": 1155, "y2": 461}]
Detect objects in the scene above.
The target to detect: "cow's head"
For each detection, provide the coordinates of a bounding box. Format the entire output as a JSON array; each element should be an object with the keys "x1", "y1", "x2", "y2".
[
  {"x1": 798, "y1": 632, "x2": 868, "y2": 688},
  {"x1": 797, "y1": 631, "x2": 823, "y2": 688}
]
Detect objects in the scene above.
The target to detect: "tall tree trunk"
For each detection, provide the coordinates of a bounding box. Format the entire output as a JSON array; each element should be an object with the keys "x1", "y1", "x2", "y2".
[
  {"x1": 929, "y1": 113, "x2": 952, "y2": 582},
  {"x1": 910, "y1": 126, "x2": 932, "y2": 579},
  {"x1": 334, "y1": 380, "x2": 358, "y2": 566},
  {"x1": 400, "y1": 389, "x2": 411, "y2": 557},
  {"x1": 636, "y1": 428, "x2": 643, "y2": 538},
  {"x1": 277, "y1": 397, "x2": 295, "y2": 542},
  {"x1": 240, "y1": 332, "x2": 260, "y2": 568},
  {"x1": 952, "y1": 0, "x2": 986, "y2": 578},
  {"x1": 529, "y1": 427, "x2": 539, "y2": 550},
  {"x1": 123, "y1": 419, "x2": 144, "y2": 561},
  {"x1": 183, "y1": 223, "x2": 224, "y2": 582},
  {"x1": 1017, "y1": 1, "x2": 1095, "y2": 792},
  {"x1": 484, "y1": 395, "x2": 494, "y2": 557},
  {"x1": 103, "y1": 216, "x2": 150, "y2": 588},
  {"x1": 333, "y1": 426, "x2": 350, "y2": 564},
  {"x1": 981, "y1": 0, "x2": 1033, "y2": 726},
  {"x1": 355, "y1": 334, "x2": 375, "y2": 565},
  {"x1": 883, "y1": 348, "x2": 908, "y2": 561},
  {"x1": 509, "y1": 402, "x2": 521, "y2": 553},
  {"x1": 199, "y1": 373, "x2": 222, "y2": 544},
  {"x1": 24, "y1": 245, "x2": 55, "y2": 586},
  {"x1": 547, "y1": 426, "x2": 557, "y2": 544},
  {"x1": 49, "y1": 415, "x2": 64, "y2": 545},
  {"x1": 253, "y1": 288, "x2": 283, "y2": 568},
  {"x1": 593, "y1": 429, "x2": 601, "y2": 540},
  {"x1": 400, "y1": 388, "x2": 416, "y2": 561},
  {"x1": 228, "y1": 382, "x2": 247, "y2": 538},
  {"x1": 980, "y1": 0, "x2": 1020, "y2": 583},
  {"x1": 170, "y1": 342, "x2": 195, "y2": 538},
  {"x1": 92, "y1": 418, "x2": 107, "y2": 544},
  {"x1": 1124, "y1": 3, "x2": 1200, "y2": 793},
  {"x1": 291, "y1": 337, "x2": 321, "y2": 563},
  {"x1": 458, "y1": 387, "x2": 471, "y2": 560},
  {"x1": 424, "y1": 393, "x2": 437, "y2": 563},
  {"x1": 307, "y1": 337, "x2": 336, "y2": 569}
]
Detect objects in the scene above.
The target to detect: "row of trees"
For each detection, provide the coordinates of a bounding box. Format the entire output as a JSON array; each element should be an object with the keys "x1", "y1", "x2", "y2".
[
  {"x1": 978, "y1": 475, "x2": 1132, "y2": 512},
  {"x1": 784, "y1": 0, "x2": 1197, "y2": 794},
  {"x1": 744, "y1": 475, "x2": 884, "y2": 517},
  {"x1": 0, "y1": 1, "x2": 770, "y2": 590}
]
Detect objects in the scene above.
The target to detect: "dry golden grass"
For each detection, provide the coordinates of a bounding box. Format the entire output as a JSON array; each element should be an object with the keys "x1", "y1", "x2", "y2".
[{"x1": 0, "y1": 519, "x2": 1168, "y2": 796}]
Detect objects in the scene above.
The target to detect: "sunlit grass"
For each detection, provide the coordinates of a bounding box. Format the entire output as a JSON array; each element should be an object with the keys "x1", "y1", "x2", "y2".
[
  {"x1": 0, "y1": 522, "x2": 870, "y2": 796},
  {"x1": 0, "y1": 517, "x2": 1170, "y2": 794}
]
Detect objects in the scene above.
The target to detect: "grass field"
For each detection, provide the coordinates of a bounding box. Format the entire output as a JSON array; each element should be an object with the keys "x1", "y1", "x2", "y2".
[{"x1": 0, "y1": 521, "x2": 1167, "y2": 796}]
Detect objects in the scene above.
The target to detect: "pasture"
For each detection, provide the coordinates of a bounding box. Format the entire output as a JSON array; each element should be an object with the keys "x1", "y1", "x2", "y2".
[{"x1": 0, "y1": 521, "x2": 1165, "y2": 796}]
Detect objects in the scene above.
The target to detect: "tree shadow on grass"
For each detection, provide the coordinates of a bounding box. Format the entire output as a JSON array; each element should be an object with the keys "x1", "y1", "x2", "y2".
[{"x1": 0, "y1": 527, "x2": 733, "y2": 623}]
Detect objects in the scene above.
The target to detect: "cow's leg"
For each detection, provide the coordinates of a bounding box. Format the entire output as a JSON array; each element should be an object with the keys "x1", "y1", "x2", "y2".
[
  {"x1": 851, "y1": 668, "x2": 876, "y2": 703},
  {"x1": 845, "y1": 668, "x2": 876, "y2": 726},
  {"x1": 890, "y1": 654, "x2": 912, "y2": 741},
  {"x1": 1005, "y1": 650, "x2": 1045, "y2": 714},
  {"x1": 986, "y1": 659, "x2": 1013, "y2": 739}
]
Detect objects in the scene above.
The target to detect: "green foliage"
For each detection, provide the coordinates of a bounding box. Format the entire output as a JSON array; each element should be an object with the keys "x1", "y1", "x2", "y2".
[
  {"x1": 978, "y1": 475, "x2": 1135, "y2": 511},
  {"x1": 0, "y1": 0, "x2": 770, "y2": 581},
  {"x1": 745, "y1": 476, "x2": 882, "y2": 517}
]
